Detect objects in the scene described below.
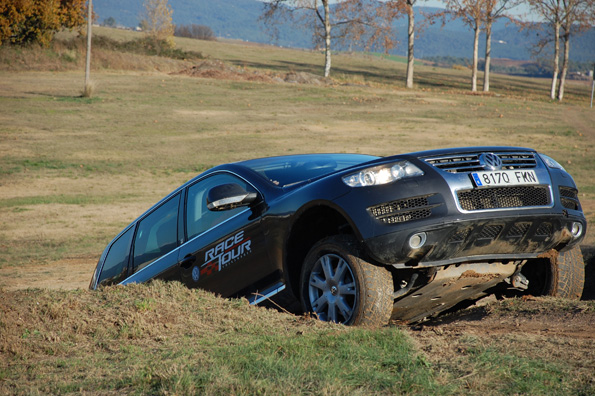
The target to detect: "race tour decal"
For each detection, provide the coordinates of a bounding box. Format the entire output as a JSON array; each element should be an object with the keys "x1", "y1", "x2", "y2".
[{"x1": 201, "y1": 230, "x2": 251, "y2": 276}]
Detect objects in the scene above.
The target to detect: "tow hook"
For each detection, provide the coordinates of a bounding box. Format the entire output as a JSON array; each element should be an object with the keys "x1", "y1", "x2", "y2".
[{"x1": 394, "y1": 273, "x2": 419, "y2": 299}]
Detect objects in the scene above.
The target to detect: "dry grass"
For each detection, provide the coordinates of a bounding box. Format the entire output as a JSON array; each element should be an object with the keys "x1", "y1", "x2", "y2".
[
  {"x1": 0, "y1": 64, "x2": 593, "y2": 289},
  {"x1": 82, "y1": 79, "x2": 96, "y2": 98},
  {"x1": 0, "y1": 28, "x2": 594, "y2": 395},
  {"x1": 1, "y1": 281, "x2": 593, "y2": 395},
  {"x1": 0, "y1": 281, "x2": 434, "y2": 395}
]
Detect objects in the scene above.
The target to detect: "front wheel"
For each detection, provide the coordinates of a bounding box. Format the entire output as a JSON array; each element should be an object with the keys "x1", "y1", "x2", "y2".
[{"x1": 300, "y1": 235, "x2": 393, "y2": 326}]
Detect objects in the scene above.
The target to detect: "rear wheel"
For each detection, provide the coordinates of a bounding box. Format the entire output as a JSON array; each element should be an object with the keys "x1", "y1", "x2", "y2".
[
  {"x1": 300, "y1": 235, "x2": 393, "y2": 326},
  {"x1": 521, "y1": 245, "x2": 585, "y2": 299}
]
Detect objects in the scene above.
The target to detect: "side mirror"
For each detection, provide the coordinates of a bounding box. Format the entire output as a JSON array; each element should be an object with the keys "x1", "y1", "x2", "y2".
[{"x1": 206, "y1": 183, "x2": 258, "y2": 211}]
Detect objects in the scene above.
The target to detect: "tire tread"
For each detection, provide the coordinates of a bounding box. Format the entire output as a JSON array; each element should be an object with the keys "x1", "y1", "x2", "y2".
[{"x1": 552, "y1": 245, "x2": 585, "y2": 300}]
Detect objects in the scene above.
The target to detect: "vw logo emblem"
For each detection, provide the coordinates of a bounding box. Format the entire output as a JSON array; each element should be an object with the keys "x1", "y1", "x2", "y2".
[
  {"x1": 192, "y1": 266, "x2": 200, "y2": 282},
  {"x1": 479, "y1": 153, "x2": 503, "y2": 170}
]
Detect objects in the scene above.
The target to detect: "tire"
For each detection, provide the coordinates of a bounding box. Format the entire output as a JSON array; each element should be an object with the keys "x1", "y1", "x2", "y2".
[
  {"x1": 521, "y1": 245, "x2": 585, "y2": 300},
  {"x1": 300, "y1": 235, "x2": 393, "y2": 326},
  {"x1": 548, "y1": 245, "x2": 585, "y2": 299}
]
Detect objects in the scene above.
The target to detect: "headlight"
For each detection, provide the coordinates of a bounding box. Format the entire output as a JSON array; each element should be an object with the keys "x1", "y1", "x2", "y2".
[
  {"x1": 342, "y1": 161, "x2": 424, "y2": 187},
  {"x1": 539, "y1": 153, "x2": 565, "y2": 171}
]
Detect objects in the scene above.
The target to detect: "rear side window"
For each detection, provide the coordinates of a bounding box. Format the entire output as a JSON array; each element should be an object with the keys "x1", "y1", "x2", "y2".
[
  {"x1": 133, "y1": 194, "x2": 180, "y2": 272},
  {"x1": 98, "y1": 227, "x2": 134, "y2": 287}
]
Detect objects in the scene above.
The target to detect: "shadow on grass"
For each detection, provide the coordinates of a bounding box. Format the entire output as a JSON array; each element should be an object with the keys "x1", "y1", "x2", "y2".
[
  {"x1": 223, "y1": 57, "x2": 589, "y2": 100},
  {"x1": 225, "y1": 58, "x2": 414, "y2": 84},
  {"x1": 408, "y1": 305, "x2": 490, "y2": 329},
  {"x1": 24, "y1": 91, "x2": 101, "y2": 103}
]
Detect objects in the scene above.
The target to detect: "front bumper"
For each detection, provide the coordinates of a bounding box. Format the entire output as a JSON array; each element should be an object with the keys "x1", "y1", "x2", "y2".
[
  {"x1": 333, "y1": 150, "x2": 586, "y2": 268},
  {"x1": 364, "y1": 212, "x2": 586, "y2": 268}
]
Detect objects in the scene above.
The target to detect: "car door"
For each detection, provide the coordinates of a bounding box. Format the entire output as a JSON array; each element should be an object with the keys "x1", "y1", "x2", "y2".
[{"x1": 178, "y1": 172, "x2": 270, "y2": 297}]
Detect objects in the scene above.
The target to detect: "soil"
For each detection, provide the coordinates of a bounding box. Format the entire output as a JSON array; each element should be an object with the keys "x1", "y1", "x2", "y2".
[{"x1": 409, "y1": 295, "x2": 595, "y2": 340}]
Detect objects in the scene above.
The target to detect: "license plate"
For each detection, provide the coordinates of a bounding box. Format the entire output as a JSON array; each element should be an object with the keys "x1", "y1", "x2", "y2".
[{"x1": 471, "y1": 170, "x2": 538, "y2": 187}]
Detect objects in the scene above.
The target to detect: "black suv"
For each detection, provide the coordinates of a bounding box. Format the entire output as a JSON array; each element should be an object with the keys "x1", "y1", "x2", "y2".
[{"x1": 91, "y1": 147, "x2": 586, "y2": 325}]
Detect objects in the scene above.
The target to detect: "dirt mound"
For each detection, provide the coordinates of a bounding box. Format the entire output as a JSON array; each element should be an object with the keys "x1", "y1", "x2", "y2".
[
  {"x1": 175, "y1": 60, "x2": 328, "y2": 85},
  {"x1": 176, "y1": 59, "x2": 272, "y2": 82}
]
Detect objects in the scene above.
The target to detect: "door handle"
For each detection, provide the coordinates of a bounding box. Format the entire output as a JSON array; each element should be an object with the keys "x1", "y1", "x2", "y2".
[{"x1": 179, "y1": 255, "x2": 197, "y2": 269}]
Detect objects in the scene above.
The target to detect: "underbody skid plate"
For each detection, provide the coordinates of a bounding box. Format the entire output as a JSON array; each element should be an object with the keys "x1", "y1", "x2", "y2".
[{"x1": 392, "y1": 261, "x2": 518, "y2": 323}]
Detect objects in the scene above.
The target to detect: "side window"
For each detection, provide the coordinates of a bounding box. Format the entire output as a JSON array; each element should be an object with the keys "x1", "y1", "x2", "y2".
[
  {"x1": 98, "y1": 226, "x2": 134, "y2": 287},
  {"x1": 186, "y1": 174, "x2": 256, "y2": 240},
  {"x1": 133, "y1": 194, "x2": 180, "y2": 272}
]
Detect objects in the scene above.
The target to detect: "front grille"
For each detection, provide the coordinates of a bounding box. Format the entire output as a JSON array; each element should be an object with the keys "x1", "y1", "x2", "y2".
[
  {"x1": 369, "y1": 195, "x2": 436, "y2": 224},
  {"x1": 457, "y1": 186, "x2": 550, "y2": 211},
  {"x1": 424, "y1": 151, "x2": 536, "y2": 173},
  {"x1": 559, "y1": 187, "x2": 581, "y2": 210}
]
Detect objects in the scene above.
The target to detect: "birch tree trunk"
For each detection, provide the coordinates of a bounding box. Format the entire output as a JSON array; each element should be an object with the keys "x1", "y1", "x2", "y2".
[
  {"x1": 483, "y1": 20, "x2": 492, "y2": 92},
  {"x1": 550, "y1": 21, "x2": 560, "y2": 100},
  {"x1": 557, "y1": 31, "x2": 570, "y2": 101},
  {"x1": 323, "y1": 0, "x2": 332, "y2": 78},
  {"x1": 406, "y1": 2, "x2": 415, "y2": 89},
  {"x1": 471, "y1": 24, "x2": 480, "y2": 92}
]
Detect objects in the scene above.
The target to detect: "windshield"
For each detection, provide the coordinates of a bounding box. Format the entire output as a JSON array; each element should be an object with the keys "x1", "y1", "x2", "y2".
[{"x1": 240, "y1": 154, "x2": 378, "y2": 187}]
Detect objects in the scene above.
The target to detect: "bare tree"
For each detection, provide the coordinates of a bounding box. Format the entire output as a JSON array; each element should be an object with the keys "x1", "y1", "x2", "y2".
[
  {"x1": 526, "y1": 0, "x2": 565, "y2": 99},
  {"x1": 262, "y1": 0, "x2": 394, "y2": 78},
  {"x1": 385, "y1": 0, "x2": 422, "y2": 89},
  {"x1": 482, "y1": 0, "x2": 518, "y2": 92},
  {"x1": 526, "y1": 0, "x2": 594, "y2": 100},
  {"x1": 556, "y1": 0, "x2": 595, "y2": 100},
  {"x1": 175, "y1": 24, "x2": 215, "y2": 41},
  {"x1": 405, "y1": 1, "x2": 416, "y2": 88},
  {"x1": 441, "y1": 0, "x2": 484, "y2": 92}
]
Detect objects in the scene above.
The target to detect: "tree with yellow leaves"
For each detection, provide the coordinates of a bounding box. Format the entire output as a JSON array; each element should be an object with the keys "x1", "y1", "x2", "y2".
[
  {"x1": 140, "y1": 0, "x2": 175, "y2": 48},
  {"x1": 0, "y1": 0, "x2": 86, "y2": 46}
]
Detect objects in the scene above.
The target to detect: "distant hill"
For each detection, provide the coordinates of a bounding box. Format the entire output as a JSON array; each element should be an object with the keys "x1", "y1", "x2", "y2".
[{"x1": 93, "y1": 0, "x2": 594, "y2": 63}]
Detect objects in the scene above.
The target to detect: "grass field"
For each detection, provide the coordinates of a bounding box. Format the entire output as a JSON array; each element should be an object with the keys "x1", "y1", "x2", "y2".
[{"x1": 1, "y1": 27, "x2": 594, "y2": 394}]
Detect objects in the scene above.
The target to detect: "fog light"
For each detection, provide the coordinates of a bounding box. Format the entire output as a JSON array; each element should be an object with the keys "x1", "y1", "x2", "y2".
[
  {"x1": 570, "y1": 222, "x2": 583, "y2": 238},
  {"x1": 409, "y1": 232, "x2": 427, "y2": 249}
]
